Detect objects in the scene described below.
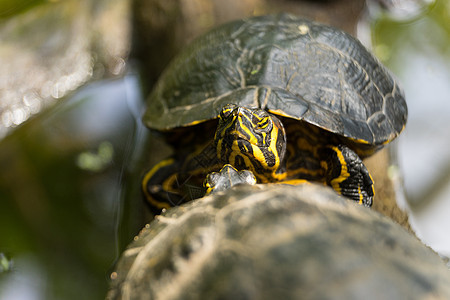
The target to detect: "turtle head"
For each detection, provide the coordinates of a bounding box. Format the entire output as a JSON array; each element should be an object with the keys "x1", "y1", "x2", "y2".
[{"x1": 214, "y1": 104, "x2": 287, "y2": 182}]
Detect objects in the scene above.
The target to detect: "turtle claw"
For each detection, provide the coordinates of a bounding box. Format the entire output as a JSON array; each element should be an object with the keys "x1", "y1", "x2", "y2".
[
  {"x1": 319, "y1": 144, "x2": 374, "y2": 207},
  {"x1": 204, "y1": 164, "x2": 257, "y2": 195}
]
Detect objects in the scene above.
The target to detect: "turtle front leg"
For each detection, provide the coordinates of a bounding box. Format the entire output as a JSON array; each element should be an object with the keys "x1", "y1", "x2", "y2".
[
  {"x1": 142, "y1": 158, "x2": 199, "y2": 214},
  {"x1": 319, "y1": 145, "x2": 374, "y2": 206},
  {"x1": 204, "y1": 164, "x2": 257, "y2": 195}
]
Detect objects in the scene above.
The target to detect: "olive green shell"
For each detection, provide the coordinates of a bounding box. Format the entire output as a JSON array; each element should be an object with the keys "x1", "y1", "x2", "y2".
[
  {"x1": 107, "y1": 184, "x2": 450, "y2": 299},
  {"x1": 144, "y1": 13, "x2": 407, "y2": 145}
]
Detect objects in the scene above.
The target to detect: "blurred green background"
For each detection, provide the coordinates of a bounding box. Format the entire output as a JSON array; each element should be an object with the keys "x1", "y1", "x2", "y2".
[
  {"x1": 372, "y1": 0, "x2": 450, "y2": 258},
  {"x1": 0, "y1": 0, "x2": 44, "y2": 19},
  {"x1": 0, "y1": 75, "x2": 150, "y2": 299}
]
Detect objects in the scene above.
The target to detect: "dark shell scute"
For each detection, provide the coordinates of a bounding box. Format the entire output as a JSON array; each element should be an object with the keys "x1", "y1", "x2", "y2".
[{"x1": 144, "y1": 13, "x2": 407, "y2": 145}]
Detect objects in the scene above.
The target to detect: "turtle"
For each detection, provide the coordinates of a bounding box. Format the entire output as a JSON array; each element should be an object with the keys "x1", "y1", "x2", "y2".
[
  {"x1": 141, "y1": 13, "x2": 407, "y2": 214},
  {"x1": 107, "y1": 184, "x2": 450, "y2": 299}
]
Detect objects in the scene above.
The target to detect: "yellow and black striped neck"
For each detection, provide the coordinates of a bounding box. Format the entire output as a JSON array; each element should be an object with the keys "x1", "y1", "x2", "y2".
[{"x1": 214, "y1": 104, "x2": 287, "y2": 182}]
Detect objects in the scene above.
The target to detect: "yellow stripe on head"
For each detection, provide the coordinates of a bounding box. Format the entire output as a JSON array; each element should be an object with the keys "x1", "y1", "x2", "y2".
[{"x1": 214, "y1": 104, "x2": 287, "y2": 183}]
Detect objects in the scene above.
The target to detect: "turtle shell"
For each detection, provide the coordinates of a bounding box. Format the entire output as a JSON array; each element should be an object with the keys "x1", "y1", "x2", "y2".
[
  {"x1": 143, "y1": 13, "x2": 407, "y2": 146},
  {"x1": 107, "y1": 184, "x2": 450, "y2": 299}
]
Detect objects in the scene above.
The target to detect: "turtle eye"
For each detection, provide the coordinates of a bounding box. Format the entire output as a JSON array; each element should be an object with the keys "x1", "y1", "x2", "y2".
[
  {"x1": 220, "y1": 104, "x2": 237, "y2": 119},
  {"x1": 252, "y1": 109, "x2": 271, "y2": 130},
  {"x1": 257, "y1": 116, "x2": 270, "y2": 129}
]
